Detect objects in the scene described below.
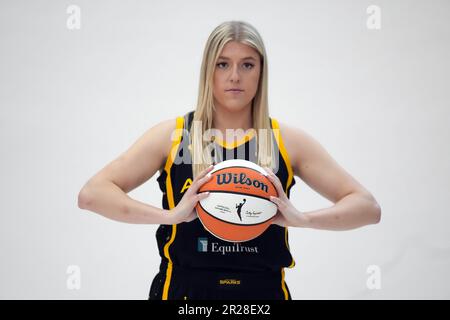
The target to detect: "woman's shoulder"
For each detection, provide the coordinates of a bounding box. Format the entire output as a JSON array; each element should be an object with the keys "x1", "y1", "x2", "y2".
[
  {"x1": 272, "y1": 119, "x2": 314, "y2": 175},
  {"x1": 275, "y1": 119, "x2": 306, "y2": 139},
  {"x1": 152, "y1": 117, "x2": 182, "y2": 156},
  {"x1": 275, "y1": 119, "x2": 338, "y2": 180}
]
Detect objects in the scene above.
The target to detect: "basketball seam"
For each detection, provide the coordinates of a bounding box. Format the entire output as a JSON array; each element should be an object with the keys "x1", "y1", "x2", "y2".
[{"x1": 199, "y1": 189, "x2": 272, "y2": 202}]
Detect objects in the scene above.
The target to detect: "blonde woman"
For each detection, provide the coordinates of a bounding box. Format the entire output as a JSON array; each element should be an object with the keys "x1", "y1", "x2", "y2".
[{"x1": 78, "y1": 20, "x2": 381, "y2": 300}]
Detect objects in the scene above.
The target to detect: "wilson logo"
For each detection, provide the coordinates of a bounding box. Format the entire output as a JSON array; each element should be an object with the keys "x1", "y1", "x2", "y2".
[{"x1": 216, "y1": 173, "x2": 268, "y2": 193}]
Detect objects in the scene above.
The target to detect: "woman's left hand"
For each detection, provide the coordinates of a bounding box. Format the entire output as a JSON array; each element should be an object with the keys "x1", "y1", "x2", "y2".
[{"x1": 263, "y1": 167, "x2": 309, "y2": 228}]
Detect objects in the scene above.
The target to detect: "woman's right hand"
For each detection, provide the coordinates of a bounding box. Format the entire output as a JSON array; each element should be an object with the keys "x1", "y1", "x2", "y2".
[{"x1": 168, "y1": 164, "x2": 214, "y2": 224}]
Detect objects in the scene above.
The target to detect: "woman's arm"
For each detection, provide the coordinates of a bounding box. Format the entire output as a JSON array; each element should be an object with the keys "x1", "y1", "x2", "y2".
[
  {"x1": 272, "y1": 122, "x2": 381, "y2": 231},
  {"x1": 299, "y1": 191, "x2": 381, "y2": 231},
  {"x1": 77, "y1": 118, "x2": 176, "y2": 224},
  {"x1": 78, "y1": 179, "x2": 170, "y2": 224}
]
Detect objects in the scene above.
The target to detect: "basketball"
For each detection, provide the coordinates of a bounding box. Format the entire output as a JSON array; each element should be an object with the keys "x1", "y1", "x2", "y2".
[{"x1": 196, "y1": 159, "x2": 278, "y2": 242}]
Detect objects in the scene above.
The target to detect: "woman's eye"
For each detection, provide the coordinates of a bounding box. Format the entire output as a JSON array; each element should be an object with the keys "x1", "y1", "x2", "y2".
[{"x1": 216, "y1": 62, "x2": 255, "y2": 69}]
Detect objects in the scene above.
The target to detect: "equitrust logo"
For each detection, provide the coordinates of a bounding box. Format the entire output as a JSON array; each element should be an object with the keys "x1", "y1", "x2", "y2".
[
  {"x1": 197, "y1": 237, "x2": 208, "y2": 252},
  {"x1": 197, "y1": 237, "x2": 259, "y2": 255}
]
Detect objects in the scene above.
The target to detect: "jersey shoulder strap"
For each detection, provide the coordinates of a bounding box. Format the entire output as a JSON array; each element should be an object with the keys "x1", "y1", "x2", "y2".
[
  {"x1": 180, "y1": 110, "x2": 195, "y2": 149},
  {"x1": 183, "y1": 110, "x2": 195, "y2": 131}
]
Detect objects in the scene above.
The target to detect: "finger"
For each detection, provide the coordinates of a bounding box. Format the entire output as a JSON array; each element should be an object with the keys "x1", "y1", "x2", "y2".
[
  {"x1": 195, "y1": 164, "x2": 214, "y2": 181},
  {"x1": 197, "y1": 173, "x2": 213, "y2": 190},
  {"x1": 261, "y1": 166, "x2": 272, "y2": 176},
  {"x1": 270, "y1": 196, "x2": 287, "y2": 210},
  {"x1": 199, "y1": 171, "x2": 214, "y2": 185},
  {"x1": 266, "y1": 168, "x2": 283, "y2": 190},
  {"x1": 262, "y1": 166, "x2": 272, "y2": 174},
  {"x1": 263, "y1": 167, "x2": 277, "y2": 181},
  {"x1": 264, "y1": 167, "x2": 286, "y2": 198},
  {"x1": 270, "y1": 196, "x2": 281, "y2": 205},
  {"x1": 191, "y1": 172, "x2": 213, "y2": 194},
  {"x1": 195, "y1": 191, "x2": 210, "y2": 202},
  {"x1": 186, "y1": 165, "x2": 214, "y2": 195}
]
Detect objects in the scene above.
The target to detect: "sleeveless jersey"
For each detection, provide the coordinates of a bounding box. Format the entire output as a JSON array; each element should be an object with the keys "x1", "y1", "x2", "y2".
[{"x1": 154, "y1": 110, "x2": 297, "y2": 299}]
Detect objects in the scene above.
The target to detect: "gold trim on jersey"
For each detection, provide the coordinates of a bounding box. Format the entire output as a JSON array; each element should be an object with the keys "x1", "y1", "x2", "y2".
[
  {"x1": 162, "y1": 116, "x2": 184, "y2": 300},
  {"x1": 271, "y1": 118, "x2": 294, "y2": 192},
  {"x1": 281, "y1": 268, "x2": 290, "y2": 300},
  {"x1": 271, "y1": 118, "x2": 296, "y2": 299},
  {"x1": 213, "y1": 129, "x2": 256, "y2": 149}
]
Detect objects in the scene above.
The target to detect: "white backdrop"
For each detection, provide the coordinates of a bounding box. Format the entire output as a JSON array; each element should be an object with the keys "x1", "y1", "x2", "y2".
[{"x1": 1, "y1": 0, "x2": 449, "y2": 299}]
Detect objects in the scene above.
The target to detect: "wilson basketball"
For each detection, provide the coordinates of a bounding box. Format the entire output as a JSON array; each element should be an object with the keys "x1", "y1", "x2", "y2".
[{"x1": 196, "y1": 159, "x2": 278, "y2": 242}]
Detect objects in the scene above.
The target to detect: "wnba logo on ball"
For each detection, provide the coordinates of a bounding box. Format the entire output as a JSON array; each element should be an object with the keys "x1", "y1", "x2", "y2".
[
  {"x1": 235, "y1": 199, "x2": 246, "y2": 221},
  {"x1": 216, "y1": 172, "x2": 268, "y2": 193}
]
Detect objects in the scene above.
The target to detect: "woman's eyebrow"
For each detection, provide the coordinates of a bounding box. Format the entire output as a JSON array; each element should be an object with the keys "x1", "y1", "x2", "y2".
[{"x1": 218, "y1": 56, "x2": 257, "y2": 61}]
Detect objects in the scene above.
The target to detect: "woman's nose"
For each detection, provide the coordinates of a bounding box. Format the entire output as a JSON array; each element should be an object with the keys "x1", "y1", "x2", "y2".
[{"x1": 229, "y1": 64, "x2": 241, "y2": 81}]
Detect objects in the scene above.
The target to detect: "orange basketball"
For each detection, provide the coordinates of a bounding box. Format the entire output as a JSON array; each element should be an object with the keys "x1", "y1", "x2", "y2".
[{"x1": 196, "y1": 159, "x2": 278, "y2": 242}]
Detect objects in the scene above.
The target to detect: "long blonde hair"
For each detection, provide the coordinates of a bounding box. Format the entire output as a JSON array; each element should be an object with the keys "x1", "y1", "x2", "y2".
[{"x1": 190, "y1": 20, "x2": 276, "y2": 178}]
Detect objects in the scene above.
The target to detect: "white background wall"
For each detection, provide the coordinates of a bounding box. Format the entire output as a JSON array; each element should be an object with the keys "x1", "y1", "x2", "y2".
[{"x1": 1, "y1": 0, "x2": 449, "y2": 299}]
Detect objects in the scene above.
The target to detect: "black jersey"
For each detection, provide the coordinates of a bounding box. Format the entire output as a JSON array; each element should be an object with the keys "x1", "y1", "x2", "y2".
[{"x1": 152, "y1": 110, "x2": 296, "y2": 300}]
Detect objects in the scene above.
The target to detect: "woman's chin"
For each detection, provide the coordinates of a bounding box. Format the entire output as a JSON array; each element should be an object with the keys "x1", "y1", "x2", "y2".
[{"x1": 216, "y1": 102, "x2": 251, "y2": 113}]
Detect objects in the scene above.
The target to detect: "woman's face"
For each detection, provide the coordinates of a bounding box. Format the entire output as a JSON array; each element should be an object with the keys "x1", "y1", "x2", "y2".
[{"x1": 212, "y1": 41, "x2": 261, "y2": 113}]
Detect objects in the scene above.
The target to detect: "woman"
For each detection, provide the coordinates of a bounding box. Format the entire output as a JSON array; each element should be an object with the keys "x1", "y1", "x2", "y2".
[{"x1": 78, "y1": 20, "x2": 381, "y2": 300}]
